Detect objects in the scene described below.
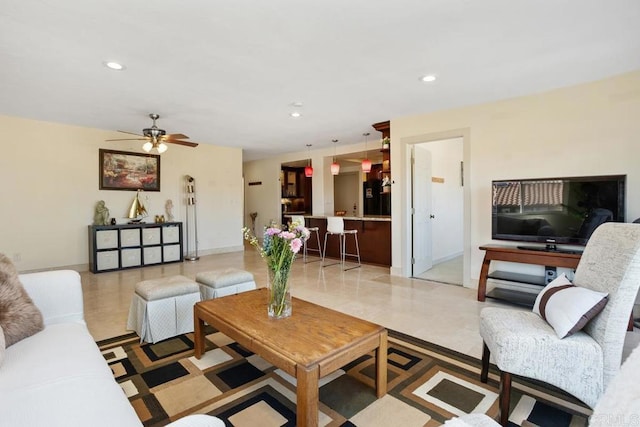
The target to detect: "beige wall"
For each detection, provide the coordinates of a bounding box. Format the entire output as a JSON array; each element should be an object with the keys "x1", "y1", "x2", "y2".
[
  {"x1": 391, "y1": 70, "x2": 640, "y2": 284},
  {"x1": 0, "y1": 115, "x2": 244, "y2": 272},
  {"x1": 334, "y1": 172, "x2": 360, "y2": 215}
]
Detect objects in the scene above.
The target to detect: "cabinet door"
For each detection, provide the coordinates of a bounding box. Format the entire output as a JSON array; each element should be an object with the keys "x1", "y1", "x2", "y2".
[
  {"x1": 143, "y1": 247, "x2": 162, "y2": 265},
  {"x1": 95, "y1": 230, "x2": 118, "y2": 250},
  {"x1": 96, "y1": 250, "x2": 119, "y2": 271},
  {"x1": 162, "y1": 225, "x2": 180, "y2": 244},
  {"x1": 163, "y1": 244, "x2": 181, "y2": 262},
  {"x1": 121, "y1": 248, "x2": 141, "y2": 268},
  {"x1": 120, "y1": 229, "x2": 141, "y2": 247},
  {"x1": 142, "y1": 227, "x2": 161, "y2": 245}
]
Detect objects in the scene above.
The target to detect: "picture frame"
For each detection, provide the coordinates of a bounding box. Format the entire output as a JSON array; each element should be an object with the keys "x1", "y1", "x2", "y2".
[{"x1": 99, "y1": 149, "x2": 161, "y2": 191}]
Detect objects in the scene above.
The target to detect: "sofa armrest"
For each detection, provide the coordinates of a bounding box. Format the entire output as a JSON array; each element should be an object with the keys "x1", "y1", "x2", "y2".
[{"x1": 19, "y1": 270, "x2": 84, "y2": 325}]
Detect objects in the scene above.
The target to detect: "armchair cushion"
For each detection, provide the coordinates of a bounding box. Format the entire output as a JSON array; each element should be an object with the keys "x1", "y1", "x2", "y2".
[
  {"x1": 533, "y1": 273, "x2": 608, "y2": 338},
  {"x1": 0, "y1": 254, "x2": 44, "y2": 347},
  {"x1": 480, "y1": 306, "x2": 604, "y2": 407}
]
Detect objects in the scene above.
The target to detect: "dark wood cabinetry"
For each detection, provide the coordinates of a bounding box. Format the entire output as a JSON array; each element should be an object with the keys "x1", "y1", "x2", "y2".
[
  {"x1": 307, "y1": 217, "x2": 391, "y2": 267},
  {"x1": 366, "y1": 121, "x2": 391, "y2": 216},
  {"x1": 281, "y1": 167, "x2": 312, "y2": 225},
  {"x1": 281, "y1": 167, "x2": 309, "y2": 198}
]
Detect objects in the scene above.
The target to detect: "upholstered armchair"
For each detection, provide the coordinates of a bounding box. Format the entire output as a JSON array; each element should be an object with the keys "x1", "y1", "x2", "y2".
[{"x1": 479, "y1": 222, "x2": 640, "y2": 426}]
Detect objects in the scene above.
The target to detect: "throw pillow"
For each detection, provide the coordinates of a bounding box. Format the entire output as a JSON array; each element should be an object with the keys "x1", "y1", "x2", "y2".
[
  {"x1": 0, "y1": 253, "x2": 44, "y2": 347},
  {"x1": 533, "y1": 273, "x2": 608, "y2": 338}
]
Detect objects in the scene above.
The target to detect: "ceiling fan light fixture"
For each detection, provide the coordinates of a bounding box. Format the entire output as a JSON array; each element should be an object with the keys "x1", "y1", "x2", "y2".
[{"x1": 106, "y1": 113, "x2": 199, "y2": 152}]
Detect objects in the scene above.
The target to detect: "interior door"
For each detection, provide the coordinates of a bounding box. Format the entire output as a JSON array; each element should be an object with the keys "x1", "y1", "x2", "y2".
[{"x1": 412, "y1": 145, "x2": 433, "y2": 276}]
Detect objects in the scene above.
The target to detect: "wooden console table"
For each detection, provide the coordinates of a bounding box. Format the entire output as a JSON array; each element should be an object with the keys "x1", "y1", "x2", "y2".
[{"x1": 477, "y1": 245, "x2": 582, "y2": 303}]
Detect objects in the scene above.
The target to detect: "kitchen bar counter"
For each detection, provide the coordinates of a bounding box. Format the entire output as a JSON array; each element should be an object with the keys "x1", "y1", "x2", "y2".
[
  {"x1": 285, "y1": 215, "x2": 391, "y2": 267},
  {"x1": 304, "y1": 215, "x2": 391, "y2": 222}
]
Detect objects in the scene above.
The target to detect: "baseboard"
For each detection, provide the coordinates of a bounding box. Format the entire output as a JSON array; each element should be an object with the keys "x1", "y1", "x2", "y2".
[
  {"x1": 432, "y1": 251, "x2": 463, "y2": 265},
  {"x1": 191, "y1": 245, "x2": 244, "y2": 257},
  {"x1": 390, "y1": 266, "x2": 403, "y2": 276}
]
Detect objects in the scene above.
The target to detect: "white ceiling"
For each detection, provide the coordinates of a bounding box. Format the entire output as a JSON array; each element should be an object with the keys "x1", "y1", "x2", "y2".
[{"x1": 2, "y1": 1, "x2": 640, "y2": 161}]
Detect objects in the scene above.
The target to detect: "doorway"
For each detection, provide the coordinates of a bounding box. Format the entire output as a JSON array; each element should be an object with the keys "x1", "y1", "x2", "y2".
[{"x1": 411, "y1": 137, "x2": 464, "y2": 285}]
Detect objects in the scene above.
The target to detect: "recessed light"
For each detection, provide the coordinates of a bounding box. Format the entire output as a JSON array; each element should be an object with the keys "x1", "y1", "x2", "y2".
[
  {"x1": 420, "y1": 74, "x2": 437, "y2": 82},
  {"x1": 290, "y1": 101, "x2": 304, "y2": 108},
  {"x1": 104, "y1": 61, "x2": 125, "y2": 71},
  {"x1": 290, "y1": 112, "x2": 302, "y2": 118}
]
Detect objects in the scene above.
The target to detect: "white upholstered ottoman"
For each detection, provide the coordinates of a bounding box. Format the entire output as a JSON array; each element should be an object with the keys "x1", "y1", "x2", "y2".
[
  {"x1": 127, "y1": 275, "x2": 201, "y2": 343},
  {"x1": 196, "y1": 268, "x2": 256, "y2": 300}
]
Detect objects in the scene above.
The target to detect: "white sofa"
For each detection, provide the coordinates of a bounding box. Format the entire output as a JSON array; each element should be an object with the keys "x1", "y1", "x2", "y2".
[{"x1": 0, "y1": 269, "x2": 223, "y2": 427}]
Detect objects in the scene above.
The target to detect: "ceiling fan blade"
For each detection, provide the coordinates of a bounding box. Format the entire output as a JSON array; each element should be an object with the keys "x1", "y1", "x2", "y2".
[
  {"x1": 105, "y1": 138, "x2": 148, "y2": 141},
  {"x1": 166, "y1": 139, "x2": 199, "y2": 148},
  {"x1": 164, "y1": 133, "x2": 189, "y2": 140},
  {"x1": 117, "y1": 130, "x2": 145, "y2": 137}
]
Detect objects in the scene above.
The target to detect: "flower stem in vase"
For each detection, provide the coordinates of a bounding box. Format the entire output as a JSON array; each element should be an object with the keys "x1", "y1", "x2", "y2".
[{"x1": 268, "y1": 266, "x2": 292, "y2": 318}]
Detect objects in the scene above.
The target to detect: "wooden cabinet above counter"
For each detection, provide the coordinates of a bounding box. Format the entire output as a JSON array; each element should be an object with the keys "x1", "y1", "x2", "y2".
[
  {"x1": 280, "y1": 167, "x2": 310, "y2": 198},
  {"x1": 280, "y1": 166, "x2": 312, "y2": 224}
]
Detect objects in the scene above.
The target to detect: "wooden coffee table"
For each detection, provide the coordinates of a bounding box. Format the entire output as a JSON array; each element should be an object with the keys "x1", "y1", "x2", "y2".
[{"x1": 194, "y1": 288, "x2": 387, "y2": 427}]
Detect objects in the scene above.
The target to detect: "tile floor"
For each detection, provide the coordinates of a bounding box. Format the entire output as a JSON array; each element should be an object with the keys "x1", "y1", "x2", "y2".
[
  {"x1": 81, "y1": 248, "x2": 640, "y2": 360},
  {"x1": 413, "y1": 255, "x2": 463, "y2": 285}
]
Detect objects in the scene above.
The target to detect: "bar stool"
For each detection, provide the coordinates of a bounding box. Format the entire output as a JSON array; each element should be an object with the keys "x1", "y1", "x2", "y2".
[
  {"x1": 290, "y1": 215, "x2": 323, "y2": 263},
  {"x1": 322, "y1": 216, "x2": 361, "y2": 270}
]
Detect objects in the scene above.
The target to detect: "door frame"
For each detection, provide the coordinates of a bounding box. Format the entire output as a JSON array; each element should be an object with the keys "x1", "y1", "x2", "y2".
[{"x1": 399, "y1": 128, "x2": 471, "y2": 287}]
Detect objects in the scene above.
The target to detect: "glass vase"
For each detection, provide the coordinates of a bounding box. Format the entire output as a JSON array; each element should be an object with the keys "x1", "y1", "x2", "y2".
[{"x1": 267, "y1": 266, "x2": 292, "y2": 319}]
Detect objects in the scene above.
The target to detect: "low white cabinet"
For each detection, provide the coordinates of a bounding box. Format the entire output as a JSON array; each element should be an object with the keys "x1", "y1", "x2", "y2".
[{"x1": 89, "y1": 222, "x2": 183, "y2": 273}]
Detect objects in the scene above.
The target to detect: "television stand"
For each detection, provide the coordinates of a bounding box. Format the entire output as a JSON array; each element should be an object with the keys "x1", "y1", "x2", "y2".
[
  {"x1": 477, "y1": 245, "x2": 582, "y2": 305},
  {"x1": 516, "y1": 244, "x2": 583, "y2": 255},
  {"x1": 517, "y1": 243, "x2": 557, "y2": 252}
]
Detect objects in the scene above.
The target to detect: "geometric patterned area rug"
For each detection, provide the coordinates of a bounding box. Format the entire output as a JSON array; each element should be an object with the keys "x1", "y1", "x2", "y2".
[{"x1": 99, "y1": 328, "x2": 591, "y2": 427}]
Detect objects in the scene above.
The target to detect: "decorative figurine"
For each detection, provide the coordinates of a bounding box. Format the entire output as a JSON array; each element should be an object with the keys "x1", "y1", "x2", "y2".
[
  {"x1": 250, "y1": 212, "x2": 258, "y2": 235},
  {"x1": 165, "y1": 199, "x2": 175, "y2": 221},
  {"x1": 93, "y1": 200, "x2": 110, "y2": 226}
]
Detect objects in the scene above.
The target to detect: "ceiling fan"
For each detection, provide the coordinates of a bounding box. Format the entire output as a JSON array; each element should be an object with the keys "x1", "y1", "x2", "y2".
[{"x1": 106, "y1": 113, "x2": 199, "y2": 153}]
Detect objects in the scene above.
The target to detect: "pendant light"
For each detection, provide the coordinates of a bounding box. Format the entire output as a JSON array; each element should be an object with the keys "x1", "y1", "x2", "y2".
[
  {"x1": 330, "y1": 139, "x2": 340, "y2": 175},
  {"x1": 304, "y1": 144, "x2": 313, "y2": 177},
  {"x1": 361, "y1": 132, "x2": 372, "y2": 173}
]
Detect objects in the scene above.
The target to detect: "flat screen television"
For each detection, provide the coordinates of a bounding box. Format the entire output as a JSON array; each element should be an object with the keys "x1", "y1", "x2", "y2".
[{"x1": 492, "y1": 175, "x2": 626, "y2": 251}]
